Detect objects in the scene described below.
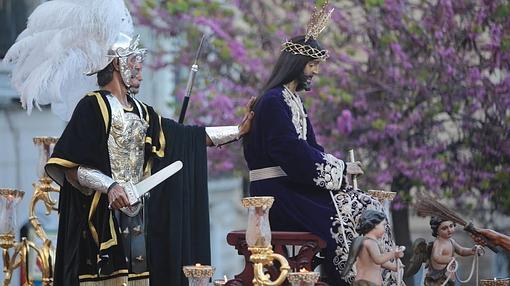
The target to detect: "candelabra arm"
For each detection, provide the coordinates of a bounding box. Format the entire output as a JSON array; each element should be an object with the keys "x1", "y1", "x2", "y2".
[
  {"x1": 2, "y1": 249, "x2": 9, "y2": 277},
  {"x1": 25, "y1": 239, "x2": 52, "y2": 286},
  {"x1": 253, "y1": 263, "x2": 269, "y2": 285},
  {"x1": 251, "y1": 250, "x2": 290, "y2": 286},
  {"x1": 2, "y1": 241, "x2": 26, "y2": 286},
  {"x1": 29, "y1": 177, "x2": 59, "y2": 243},
  {"x1": 266, "y1": 253, "x2": 290, "y2": 286}
]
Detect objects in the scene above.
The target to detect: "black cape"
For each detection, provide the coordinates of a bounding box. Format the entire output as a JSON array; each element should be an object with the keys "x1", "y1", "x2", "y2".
[{"x1": 46, "y1": 90, "x2": 210, "y2": 286}]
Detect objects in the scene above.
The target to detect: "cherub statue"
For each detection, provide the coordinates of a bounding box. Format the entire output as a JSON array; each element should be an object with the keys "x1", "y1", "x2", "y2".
[
  {"x1": 406, "y1": 217, "x2": 477, "y2": 286},
  {"x1": 342, "y1": 210, "x2": 405, "y2": 286}
]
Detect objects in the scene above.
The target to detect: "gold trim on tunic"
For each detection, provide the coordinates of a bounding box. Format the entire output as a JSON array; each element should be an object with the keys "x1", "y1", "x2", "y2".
[
  {"x1": 79, "y1": 270, "x2": 149, "y2": 285},
  {"x1": 47, "y1": 157, "x2": 79, "y2": 168},
  {"x1": 88, "y1": 191, "x2": 101, "y2": 246},
  {"x1": 87, "y1": 92, "x2": 110, "y2": 133},
  {"x1": 100, "y1": 211, "x2": 118, "y2": 251}
]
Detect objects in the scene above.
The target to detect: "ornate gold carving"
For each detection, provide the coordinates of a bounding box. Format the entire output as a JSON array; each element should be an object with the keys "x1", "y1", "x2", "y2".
[
  {"x1": 32, "y1": 136, "x2": 58, "y2": 146},
  {"x1": 182, "y1": 264, "x2": 215, "y2": 278},
  {"x1": 241, "y1": 196, "x2": 274, "y2": 208},
  {"x1": 1, "y1": 185, "x2": 55, "y2": 286},
  {"x1": 0, "y1": 137, "x2": 59, "y2": 285},
  {"x1": 31, "y1": 136, "x2": 60, "y2": 244},
  {"x1": 480, "y1": 279, "x2": 510, "y2": 286},
  {"x1": 0, "y1": 234, "x2": 15, "y2": 249},
  {"x1": 0, "y1": 189, "x2": 24, "y2": 200},
  {"x1": 249, "y1": 247, "x2": 290, "y2": 286},
  {"x1": 287, "y1": 271, "x2": 320, "y2": 284},
  {"x1": 367, "y1": 190, "x2": 396, "y2": 202}
]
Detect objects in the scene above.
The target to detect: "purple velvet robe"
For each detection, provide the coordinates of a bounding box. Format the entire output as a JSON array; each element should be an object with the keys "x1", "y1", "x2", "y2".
[{"x1": 243, "y1": 86, "x2": 394, "y2": 286}]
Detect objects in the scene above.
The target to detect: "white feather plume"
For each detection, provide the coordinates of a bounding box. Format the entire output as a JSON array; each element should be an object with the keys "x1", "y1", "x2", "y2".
[{"x1": 3, "y1": 0, "x2": 134, "y2": 121}]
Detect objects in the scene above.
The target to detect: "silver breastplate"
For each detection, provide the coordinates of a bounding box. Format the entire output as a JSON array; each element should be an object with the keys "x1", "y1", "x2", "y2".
[
  {"x1": 107, "y1": 95, "x2": 149, "y2": 185},
  {"x1": 107, "y1": 95, "x2": 150, "y2": 273}
]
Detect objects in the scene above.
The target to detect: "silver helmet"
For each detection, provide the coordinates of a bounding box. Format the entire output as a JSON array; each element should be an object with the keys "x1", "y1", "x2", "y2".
[{"x1": 88, "y1": 32, "x2": 147, "y2": 91}]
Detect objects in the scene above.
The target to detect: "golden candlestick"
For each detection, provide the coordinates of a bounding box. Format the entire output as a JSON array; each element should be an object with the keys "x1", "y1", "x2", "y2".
[
  {"x1": 0, "y1": 188, "x2": 27, "y2": 286},
  {"x1": 30, "y1": 137, "x2": 59, "y2": 242},
  {"x1": 0, "y1": 137, "x2": 59, "y2": 286},
  {"x1": 28, "y1": 137, "x2": 60, "y2": 285},
  {"x1": 242, "y1": 197, "x2": 290, "y2": 286}
]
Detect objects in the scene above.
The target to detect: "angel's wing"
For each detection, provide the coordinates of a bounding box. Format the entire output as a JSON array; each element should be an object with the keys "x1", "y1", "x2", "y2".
[
  {"x1": 341, "y1": 236, "x2": 366, "y2": 278},
  {"x1": 405, "y1": 238, "x2": 429, "y2": 278}
]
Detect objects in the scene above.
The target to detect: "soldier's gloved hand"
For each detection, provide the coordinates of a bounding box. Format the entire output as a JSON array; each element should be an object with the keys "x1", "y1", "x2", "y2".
[{"x1": 108, "y1": 183, "x2": 130, "y2": 209}]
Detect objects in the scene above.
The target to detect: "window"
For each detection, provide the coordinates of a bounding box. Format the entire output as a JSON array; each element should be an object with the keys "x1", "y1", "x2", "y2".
[{"x1": 0, "y1": 0, "x2": 39, "y2": 58}]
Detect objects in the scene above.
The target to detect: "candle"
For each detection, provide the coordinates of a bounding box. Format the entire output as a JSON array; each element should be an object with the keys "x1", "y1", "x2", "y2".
[
  {"x1": 213, "y1": 276, "x2": 228, "y2": 286},
  {"x1": 213, "y1": 280, "x2": 227, "y2": 286}
]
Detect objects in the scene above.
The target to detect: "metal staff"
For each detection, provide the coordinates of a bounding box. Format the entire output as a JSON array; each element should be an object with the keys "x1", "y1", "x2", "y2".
[
  {"x1": 178, "y1": 34, "x2": 208, "y2": 124},
  {"x1": 348, "y1": 149, "x2": 358, "y2": 190}
]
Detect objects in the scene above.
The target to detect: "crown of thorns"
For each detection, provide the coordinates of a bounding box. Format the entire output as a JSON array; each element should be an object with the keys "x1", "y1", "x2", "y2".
[{"x1": 281, "y1": 41, "x2": 329, "y2": 61}]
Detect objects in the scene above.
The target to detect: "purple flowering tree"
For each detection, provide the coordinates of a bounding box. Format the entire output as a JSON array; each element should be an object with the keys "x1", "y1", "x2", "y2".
[{"x1": 132, "y1": 0, "x2": 510, "y2": 261}]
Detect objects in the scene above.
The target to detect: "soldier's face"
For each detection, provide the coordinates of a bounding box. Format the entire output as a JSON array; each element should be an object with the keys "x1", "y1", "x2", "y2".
[{"x1": 127, "y1": 54, "x2": 143, "y2": 94}]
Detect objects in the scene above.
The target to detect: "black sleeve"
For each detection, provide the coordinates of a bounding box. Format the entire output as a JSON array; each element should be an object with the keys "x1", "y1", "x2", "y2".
[
  {"x1": 147, "y1": 118, "x2": 210, "y2": 286},
  {"x1": 45, "y1": 94, "x2": 111, "y2": 186}
]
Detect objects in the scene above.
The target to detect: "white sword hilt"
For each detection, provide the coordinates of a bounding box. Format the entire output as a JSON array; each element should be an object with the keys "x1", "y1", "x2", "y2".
[
  {"x1": 348, "y1": 149, "x2": 358, "y2": 190},
  {"x1": 123, "y1": 181, "x2": 140, "y2": 205}
]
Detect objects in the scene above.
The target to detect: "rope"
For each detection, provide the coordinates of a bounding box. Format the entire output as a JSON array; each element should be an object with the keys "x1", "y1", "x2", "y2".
[
  {"x1": 439, "y1": 258, "x2": 458, "y2": 286},
  {"x1": 455, "y1": 245, "x2": 484, "y2": 286},
  {"x1": 437, "y1": 245, "x2": 484, "y2": 286},
  {"x1": 396, "y1": 258, "x2": 404, "y2": 286}
]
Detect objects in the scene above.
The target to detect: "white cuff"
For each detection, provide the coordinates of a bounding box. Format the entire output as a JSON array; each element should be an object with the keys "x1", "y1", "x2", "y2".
[
  {"x1": 77, "y1": 166, "x2": 116, "y2": 194},
  {"x1": 313, "y1": 153, "x2": 345, "y2": 191},
  {"x1": 205, "y1": 126, "x2": 240, "y2": 146}
]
